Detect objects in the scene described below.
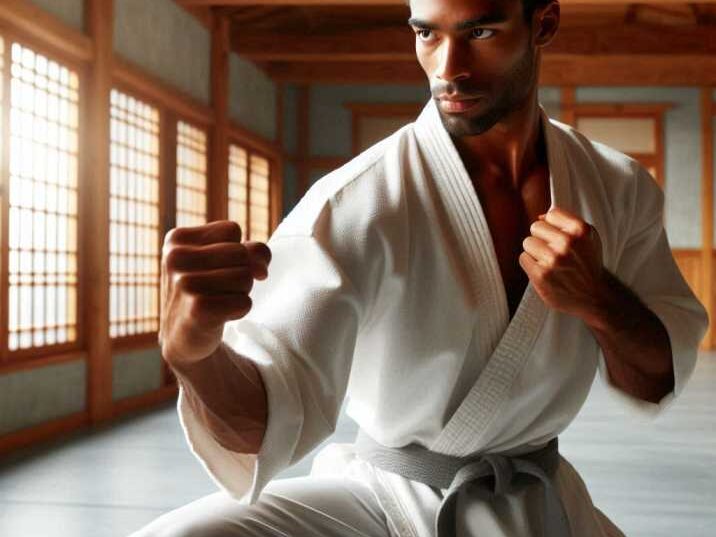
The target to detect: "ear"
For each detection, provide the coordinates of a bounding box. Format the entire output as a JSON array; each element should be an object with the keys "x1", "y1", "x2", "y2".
[{"x1": 533, "y1": 1, "x2": 560, "y2": 48}]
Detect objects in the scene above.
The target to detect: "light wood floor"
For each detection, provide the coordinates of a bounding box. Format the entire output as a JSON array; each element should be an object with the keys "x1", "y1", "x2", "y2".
[{"x1": 1, "y1": 354, "x2": 714, "y2": 537}]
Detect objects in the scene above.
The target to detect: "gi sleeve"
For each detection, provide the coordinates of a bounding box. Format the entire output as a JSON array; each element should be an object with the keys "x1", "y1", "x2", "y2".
[
  {"x1": 597, "y1": 166, "x2": 709, "y2": 418},
  {"x1": 177, "y1": 224, "x2": 365, "y2": 503}
]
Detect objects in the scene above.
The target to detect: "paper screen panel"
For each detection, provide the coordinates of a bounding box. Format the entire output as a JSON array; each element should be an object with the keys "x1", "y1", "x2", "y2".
[
  {"x1": 249, "y1": 154, "x2": 270, "y2": 243},
  {"x1": 176, "y1": 121, "x2": 207, "y2": 227},
  {"x1": 575, "y1": 117, "x2": 656, "y2": 154},
  {"x1": 109, "y1": 89, "x2": 160, "y2": 338},
  {"x1": 228, "y1": 144, "x2": 248, "y2": 237},
  {"x1": 7, "y1": 43, "x2": 80, "y2": 351}
]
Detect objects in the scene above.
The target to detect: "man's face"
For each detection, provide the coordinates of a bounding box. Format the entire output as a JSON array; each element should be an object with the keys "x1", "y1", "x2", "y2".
[{"x1": 409, "y1": 0, "x2": 539, "y2": 137}]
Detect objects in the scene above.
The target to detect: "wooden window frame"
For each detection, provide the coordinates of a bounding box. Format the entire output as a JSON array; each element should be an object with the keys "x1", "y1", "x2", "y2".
[
  {"x1": 0, "y1": 26, "x2": 89, "y2": 369},
  {"x1": 565, "y1": 102, "x2": 672, "y2": 190}
]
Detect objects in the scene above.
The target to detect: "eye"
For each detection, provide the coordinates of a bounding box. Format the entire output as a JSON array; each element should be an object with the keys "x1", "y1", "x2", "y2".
[
  {"x1": 470, "y1": 28, "x2": 495, "y2": 40},
  {"x1": 415, "y1": 29, "x2": 435, "y2": 42}
]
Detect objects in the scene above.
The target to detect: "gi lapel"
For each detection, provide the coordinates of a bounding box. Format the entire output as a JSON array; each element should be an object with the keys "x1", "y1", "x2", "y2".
[{"x1": 413, "y1": 99, "x2": 572, "y2": 456}]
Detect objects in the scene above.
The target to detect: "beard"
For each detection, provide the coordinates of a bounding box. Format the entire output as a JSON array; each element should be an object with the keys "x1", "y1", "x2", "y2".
[{"x1": 433, "y1": 44, "x2": 537, "y2": 138}]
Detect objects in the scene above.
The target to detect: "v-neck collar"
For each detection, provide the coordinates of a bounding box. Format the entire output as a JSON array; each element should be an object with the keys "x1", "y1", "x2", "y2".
[{"x1": 413, "y1": 99, "x2": 572, "y2": 455}]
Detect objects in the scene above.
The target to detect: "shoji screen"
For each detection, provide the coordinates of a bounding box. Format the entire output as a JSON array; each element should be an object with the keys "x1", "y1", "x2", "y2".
[
  {"x1": 248, "y1": 154, "x2": 270, "y2": 243},
  {"x1": 228, "y1": 144, "x2": 248, "y2": 236},
  {"x1": 176, "y1": 120, "x2": 207, "y2": 227},
  {"x1": 228, "y1": 144, "x2": 271, "y2": 242},
  {"x1": 109, "y1": 89, "x2": 160, "y2": 339},
  {"x1": 7, "y1": 43, "x2": 80, "y2": 351}
]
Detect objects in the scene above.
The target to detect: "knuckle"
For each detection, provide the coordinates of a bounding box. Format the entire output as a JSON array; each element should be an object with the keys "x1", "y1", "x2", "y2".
[
  {"x1": 164, "y1": 245, "x2": 188, "y2": 270},
  {"x1": 221, "y1": 220, "x2": 243, "y2": 240},
  {"x1": 164, "y1": 227, "x2": 185, "y2": 246}
]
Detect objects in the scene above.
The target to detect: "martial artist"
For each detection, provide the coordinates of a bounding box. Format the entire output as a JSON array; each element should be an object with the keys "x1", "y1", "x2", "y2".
[{"x1": 132, "y1": 0, "x2": 708, "y2": 535}]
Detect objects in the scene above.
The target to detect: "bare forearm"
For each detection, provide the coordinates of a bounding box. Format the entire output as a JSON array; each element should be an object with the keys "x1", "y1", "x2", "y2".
[
  {"x1": 172, "y1": 342, "x2": 268, "y2": 454},
  {"x1": 583, "y1": 270, "x2": 674, "y2": 404}
]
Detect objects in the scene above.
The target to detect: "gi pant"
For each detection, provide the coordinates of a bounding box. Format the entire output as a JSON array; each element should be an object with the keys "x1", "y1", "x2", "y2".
[{"x1": 128, "y1": 476, "x2": 391, "y2": 537}]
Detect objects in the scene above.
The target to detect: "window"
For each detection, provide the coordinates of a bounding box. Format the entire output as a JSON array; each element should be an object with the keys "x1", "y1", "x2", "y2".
[
  {"x1": 249, "y1": 154, "x2": 270, "y2": 243},
  {"x1": 228, "y1": 144, "x2": 248, "y2": 236},
  {"x1": 176, "y1": 121, "x2": 208, "y2": 227},
  {"x1": 227, "y1": 144, "x2": 271, "y2": 242},
  {"x1": 7, "y1": 42, "x2": 80, "y2": 352},
  {"x1": 570, "y1": 103, "x2": 669, "y2": 189},
  {"x1": 109, "y1": 89, "x2": 160, "y2": 339}
]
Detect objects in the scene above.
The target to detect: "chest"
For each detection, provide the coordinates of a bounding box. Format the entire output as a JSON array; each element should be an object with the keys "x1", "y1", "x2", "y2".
[{"x1": 471, "y1": 169, "x2": 551, "y2": 317}]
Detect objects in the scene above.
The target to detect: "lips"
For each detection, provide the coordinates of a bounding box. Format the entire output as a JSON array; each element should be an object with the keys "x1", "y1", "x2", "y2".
[{"x1": 439, "y1": 97, "x2": 484, "y2": 113}]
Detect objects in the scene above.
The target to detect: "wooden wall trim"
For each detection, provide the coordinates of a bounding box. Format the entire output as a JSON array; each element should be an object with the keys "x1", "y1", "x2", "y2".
[
  {"x1": 297, "y1": 84, "x2": 310, "y2": 198},
  {"x1": 84, "y1": 0, "x2": 114, "y2": 425},
  {"x1": 265, "y1": 55, "x2": 716, "y2": 86},
  {"x1": 271, "y1": 83, "x2": 285, "y2": 230},
  {"x1": 113, "y1": 57, "x2": 215, "y2": 128},
  {"x1": 0, "y1": 411, "x2": 90, "y2": 458},
  {"x1": 0, "y1": 352, "x2": 86, "y2": 376},
  {"x1": 227, "y1": 121, "x2": 282, "y2": 159},
  {"x1": 0, "y1": 384, "x2": 177, "y2": 459},
  {"x1": 0, "y1": 0, "x2": 93, "y2": 63},
  {"x1": 111, "y1": 385, "x2": 178, "y2": 420},
  {"x1": 701, "y1": 88, "x2": 715, "y2": 348},
  {"x1": 209, "y1": 13, "x2": 230, "y2": 222}
]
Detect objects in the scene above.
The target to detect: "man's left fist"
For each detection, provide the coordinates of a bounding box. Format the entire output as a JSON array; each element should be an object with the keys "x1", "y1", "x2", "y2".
[{"x1": 519, "y1": 207, "x2": 606, "y2": 319}]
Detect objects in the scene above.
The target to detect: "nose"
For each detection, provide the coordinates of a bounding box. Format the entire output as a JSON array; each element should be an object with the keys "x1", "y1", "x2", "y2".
[{"x1": 435, "y1": 38, "x2": 470, "y2": 84}]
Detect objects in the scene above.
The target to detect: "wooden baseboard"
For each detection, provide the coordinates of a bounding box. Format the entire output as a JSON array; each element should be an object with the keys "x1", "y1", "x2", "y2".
[
  {"x1": 0, "y1": 411, "x2": 89, "y2": 458},
  {"x1": 111, "y1": 384, "x2": 178, "y2": 420},
  {"x1": 0, "y1": 384, "x2": 178, "y2": 459}
]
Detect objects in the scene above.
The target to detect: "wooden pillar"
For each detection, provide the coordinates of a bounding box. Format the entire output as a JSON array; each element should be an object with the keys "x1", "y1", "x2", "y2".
[
  {"x1": 297, "y1": 84, "x2": 310, "y2": 198},
  {"x1": 701, "y1": 88, "x2": 714, "y2": 349},
  {"x1": 561, "y1": 86, "x2": 576, "y2": 126},
  {"x1": 209, "y1": 12, "x2": 230, "y2": 223},
  {"x1": 84, "y1": 0, "x2": 114, "y2": 424},
  {"x1": 271, "y1": 83, "x2": 285, "y2": 230}
]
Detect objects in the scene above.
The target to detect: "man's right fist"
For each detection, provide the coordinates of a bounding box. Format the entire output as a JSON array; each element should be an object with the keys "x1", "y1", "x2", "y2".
[{"x1": 158, "y1": 220, "x2": 272, "y2": 370}]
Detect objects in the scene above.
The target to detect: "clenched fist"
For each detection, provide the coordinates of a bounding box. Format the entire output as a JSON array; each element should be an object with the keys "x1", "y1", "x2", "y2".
[{"x1": 158, "y1": 220, "x2": 271, "y2": 370}]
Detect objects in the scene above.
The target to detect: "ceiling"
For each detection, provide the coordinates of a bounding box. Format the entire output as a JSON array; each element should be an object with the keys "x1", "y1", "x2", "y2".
[{"x1": 175, "y1": 2, "x2": 716, "y2": 85}]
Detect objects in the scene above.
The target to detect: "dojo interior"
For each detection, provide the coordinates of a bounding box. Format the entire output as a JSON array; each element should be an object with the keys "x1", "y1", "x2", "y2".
[{"x1": 0, "y1": 0, "x2": 714, "y2": 535}]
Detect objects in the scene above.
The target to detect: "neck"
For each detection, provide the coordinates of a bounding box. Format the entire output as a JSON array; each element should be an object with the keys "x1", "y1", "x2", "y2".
[{"x1": 451, "y1": 87, "x2": 544, "y2": 190}]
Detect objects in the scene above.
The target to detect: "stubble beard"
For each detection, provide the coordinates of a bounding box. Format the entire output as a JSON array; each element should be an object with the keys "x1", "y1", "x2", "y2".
[{"x1": 437, "y1": 44, "x2": 538, "y2": 138}]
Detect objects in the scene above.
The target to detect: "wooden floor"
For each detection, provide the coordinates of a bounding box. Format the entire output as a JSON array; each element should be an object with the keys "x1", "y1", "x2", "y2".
[{"x1": 0, "y1": 354, "x2": 714, "y2": 537}]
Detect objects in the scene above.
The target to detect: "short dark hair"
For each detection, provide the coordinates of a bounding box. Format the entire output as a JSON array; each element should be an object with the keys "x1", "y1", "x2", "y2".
[
  {"x1": 403, "y1": 0, "x2": 555, "y2": 24},
  {"x1": 521, "y1": 0, "x2": 554, "y2": 22}
]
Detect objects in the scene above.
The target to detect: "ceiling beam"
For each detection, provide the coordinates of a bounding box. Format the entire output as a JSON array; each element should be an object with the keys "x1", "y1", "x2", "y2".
[
  {"x1": 233, "y1": 25, "x2": 716, "y2": 62},
  {"x1": 177, "y1": 0, "x2": 716, "y2": 5},
  {"x1": 262, "y1": 54, "x2": 716, "y2": 86}
]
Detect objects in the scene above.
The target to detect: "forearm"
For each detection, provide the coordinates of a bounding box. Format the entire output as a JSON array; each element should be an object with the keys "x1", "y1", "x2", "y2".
[
  {"x1": 583, "y1": 270, "x2": 674, "y2": 404},
  {"x1": 172, "y1": 341, "x2": 268, "y2": 454}
]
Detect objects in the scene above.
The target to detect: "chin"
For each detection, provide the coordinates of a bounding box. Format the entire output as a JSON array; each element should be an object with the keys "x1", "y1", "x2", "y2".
[{"x1": 439, "y1": 109, "x2": 499, "y2": 138}]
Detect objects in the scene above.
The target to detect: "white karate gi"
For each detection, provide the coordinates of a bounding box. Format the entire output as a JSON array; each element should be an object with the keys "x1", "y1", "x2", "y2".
[{"x1": 132, "y1": 99, "x2": 708, "y2": 537}]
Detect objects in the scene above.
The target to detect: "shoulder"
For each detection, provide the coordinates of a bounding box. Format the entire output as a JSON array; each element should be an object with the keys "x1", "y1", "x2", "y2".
[{"x1": 274, "y1": 123, "x2": 414, "y2": 238}]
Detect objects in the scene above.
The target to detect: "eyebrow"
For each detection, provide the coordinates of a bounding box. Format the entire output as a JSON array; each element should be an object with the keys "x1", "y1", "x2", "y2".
[{"x1": 407, "y1": 13, "x2": 509, "y2": 31}]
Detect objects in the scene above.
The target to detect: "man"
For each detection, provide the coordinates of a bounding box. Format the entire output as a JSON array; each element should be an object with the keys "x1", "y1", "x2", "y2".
[{"x1": 133, "y1": 0, "x2": 708, "y2": 535}]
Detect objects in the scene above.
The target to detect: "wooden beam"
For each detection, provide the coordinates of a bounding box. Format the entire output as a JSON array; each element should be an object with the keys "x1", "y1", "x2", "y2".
[
  {"x1": 561, "y1": 86, "x2": 576, "y2": 126},
  {"x1": 701, "y1": 88, "x2": 714, "y2": 349},
  {"x1": 0, "y1": 0, "x2": 93, "y2": 63},
  {"x1": 297, "y1": 85, "x2": 310, "y2": 198},
  {"x1": 209, "y1": 14, "x2": 231, "y2": 222},
  {"x1": 84, "y1": 0, "x2": 114, "y2": 425},
  {"x1": 177, "y1": 0, "x2": 716, "y2": 5},
  {"x1": 271, "y1": 83, "x2": 285, "y2": 230},
  {"x1": 234, "y1": 25, "x2": 716, "y2": 62},
  {"x1": 263, "y1": 55, "x2": 716, "y2": 86}
]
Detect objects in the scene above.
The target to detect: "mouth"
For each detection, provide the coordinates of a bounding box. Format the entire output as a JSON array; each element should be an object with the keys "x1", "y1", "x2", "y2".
[{"x1": 438, "y1": 97, "x2": 484, "y2": 114}]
